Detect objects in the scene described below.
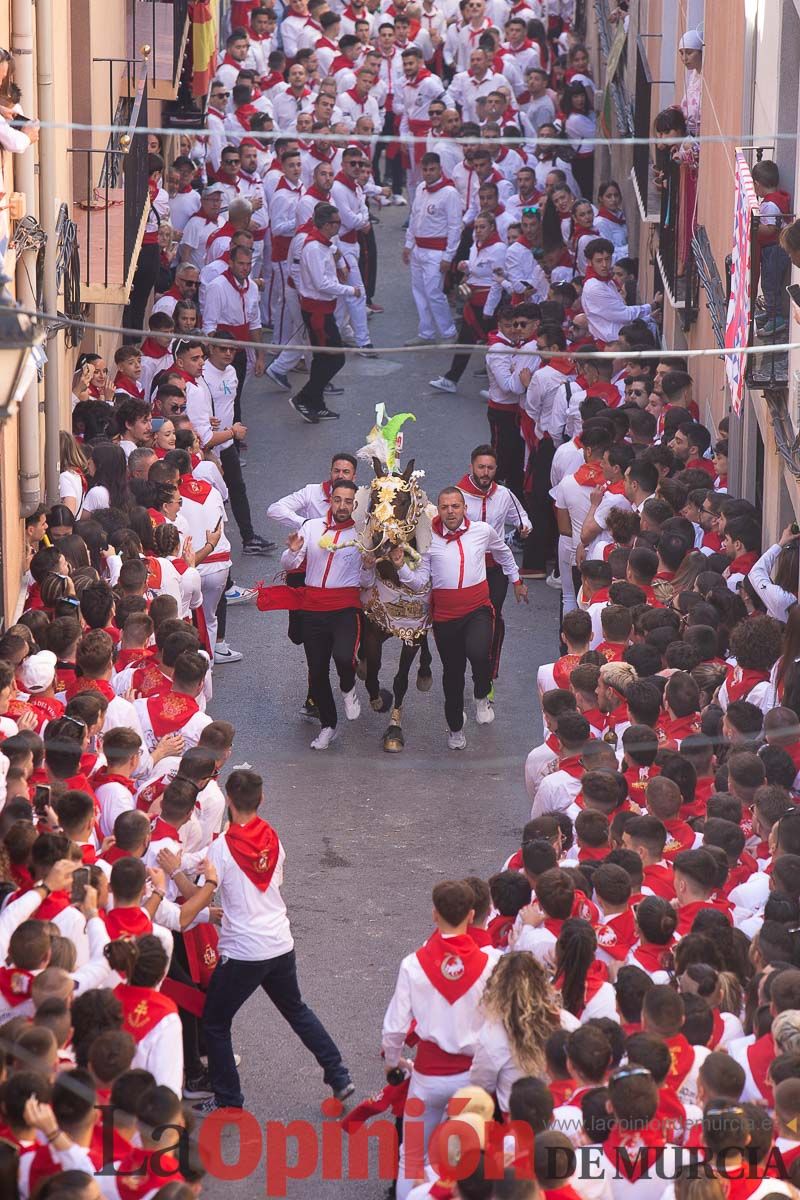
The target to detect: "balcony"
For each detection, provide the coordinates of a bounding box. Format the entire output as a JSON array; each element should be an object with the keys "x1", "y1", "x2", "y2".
[
  {"x1": 71, "y1": 56, "x2": 151, "y2": 306},
  {"x1": 655, "y1": 155, "x2": 699, "y2": 329},
  {"x1": 127, "y1": 0, "x2": 191, "y2": 101}
]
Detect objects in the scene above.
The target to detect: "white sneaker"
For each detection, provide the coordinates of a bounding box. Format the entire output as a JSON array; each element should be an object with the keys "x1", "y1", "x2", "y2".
[
  {"x1": 311, "y1": 727, "x2": 338, "y2": 750},
  {"x1": 475, "y1": 697, "x2": 495, "y2": 724},
  {"x1": 214, "y1": 641, "x2": 243, "y2": 664},
  {"x1": 343, "y1": 688, "x2": 361, "y2": 720},
  {"x1": 429, "y1": 376, "x2": 457, "y2": 393},
  {"x1": 390, "y1": 194, "x2": 408, "y2": 205},
  {"x1": 545, "y1": 571, "x2": 562, "y2": 590},
  {"x1": 447, "y1": 728, "x2": 467, "y2": 750}
]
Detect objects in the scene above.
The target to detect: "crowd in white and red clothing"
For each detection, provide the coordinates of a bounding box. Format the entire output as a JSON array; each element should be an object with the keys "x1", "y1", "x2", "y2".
[{"x1": 3, "y1": 1, "x2": 800, "y2": 1199}]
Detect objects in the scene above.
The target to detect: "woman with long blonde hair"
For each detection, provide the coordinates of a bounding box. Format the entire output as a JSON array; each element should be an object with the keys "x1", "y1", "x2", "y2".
[
  {"x1": 470, "y1": 952, "x2": 563, "y2": 1115},
  {"x1": 58, "y1": 430, "x2": 91, "y2": 516}
]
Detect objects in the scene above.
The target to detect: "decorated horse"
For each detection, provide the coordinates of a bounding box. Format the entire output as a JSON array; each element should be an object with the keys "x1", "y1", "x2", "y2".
[{"x1": 353, "y1": 407, "x2": 435, "y2": 752}]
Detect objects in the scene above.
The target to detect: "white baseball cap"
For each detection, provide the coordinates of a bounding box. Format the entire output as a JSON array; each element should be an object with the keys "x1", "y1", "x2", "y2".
[
  {"x1": 679, "y1": 30, "x2": 704, "y2": 51},
  {"x1": 18, "y1": 650, "x2": 57, "y2": 693}
]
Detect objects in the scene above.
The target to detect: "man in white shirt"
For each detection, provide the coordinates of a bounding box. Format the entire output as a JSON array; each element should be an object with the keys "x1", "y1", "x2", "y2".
[
  {"x1": 410, "y1": 486, "x2": 527, "y2": 746},
  {"x1": 447, "y1": 48, "x2": 508, "y2": 125},
  {"x1": 202, "y1": 244, "x2": 266, "y2": 405},
  {"x1": 200, "y1": 768, "x2": 354, "y2": 1111},
  {"x1": 402, "y1": 152, "x2": 461, "y2": 346},
  {"x1": 581, "y1": 237, "x2": 655, "y2": 343},
  {"x1": 292, "y1": 203, "x2": 360, "y2": 422},
  {"x1": 552, "y1": 424, "x2": 613, "y2": 614},
  {"x1": 178, "y1": 186, "x2": 224, "y2": 270},
  {"x1": 330, "y1": 146, "x2": 375, "y2": 355},
  {"x1": 186, "y1": 340, "x2": 274, "y2": 557}
]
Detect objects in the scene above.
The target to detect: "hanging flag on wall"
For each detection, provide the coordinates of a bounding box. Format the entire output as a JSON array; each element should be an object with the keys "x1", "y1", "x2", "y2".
[
  {"x1": 190, "y1": 2, "x2": 218, "y2": 98},
  {"x1": 724, "y1": 150, "x2": 760, "y2": 415}
]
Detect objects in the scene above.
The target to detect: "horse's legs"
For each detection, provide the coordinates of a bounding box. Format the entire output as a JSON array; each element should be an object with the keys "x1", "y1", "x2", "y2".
[
  {"x1": 392, "y1": 641, "x2": 420, "y2": 709},
  {"x1": 362, "y1": 620, "x2": 387, "y2": 702}
]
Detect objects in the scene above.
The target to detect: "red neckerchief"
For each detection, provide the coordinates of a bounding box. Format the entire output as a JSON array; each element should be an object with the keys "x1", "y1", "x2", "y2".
[
  {"x1": 664, "y1": 1032, "x2": 695, "y2": 1089},
  {"x1": 547, "y1": 356, "x2": 574, "y2": 376},
  {"x1": 655, "y1": 1087, "x2": 686, "y2": 1143},
  {"x1": 578, "y1": 842, "x2": 610, "y2": 863},
  {"x1": 467, "y1": 924, "x2": 492, "y2": 947},
  {"x1": 474, "y1": 231, "x2": 502, "y2": 250},
  {"x1": 572, "y1": 892, "x2": 601, "y2": 923},
  {"x1": 588, "y1": 381, "x2": 624, "y2": 408},
  {"x1": 405, "y1": 67, "x2": 432, "y2": 88},
  {"x1": 632, "y1": 938, "x2": 674, "y2": 973},
  {"x1": 425, "y1": 177, "x2": 452, "y2": 193},
  {"x1": 603, "y1": 1123, "x2": 666, "y2": 1181},
  {"x1": 584, "y1": 265, "x2": 616, "y2": 284},
  {"x1": 303, "y1": 226, "x2": 333, "y2": 247},
  {"x1": 725, "y1": 551, "x2": 758, "y2": 576},
  {"x1": 557, "y1": 753, "x2": 584, "y2": 779},
  {"x1": 596, "y1": 640, "x2": 626, "y2": 662},
  {"x1": 416, "y1": 929, "x2": 488, "y2": 1003},
  {"x1": 132, "y1": 661, "x2": 171, "y2": 698},
  {"x1": 115, "y1": 645, "x2": 156, "y2": 672},
  {"x1": 548, "y1": 1078, "x2": 577, "y2": 1107},
  {"x1": 642, "y1": 861, "x2": 675, "y2": 900},
  {"x1": 140, "y1": 338, "x2": 170, "y2": 359},
  {"x1": 588, "y1": 586, "x2": 611, "y2": 606},
  {"x1": 37, "y1": 889, "x2": 72, "y2": 919},
  {"x1": 661, "y1": 816, "x2": 697, "y2": 860},
  {"x1": 658, "y1": 712, "x2": 700, "y2": 748},
  {"x1": 26, "y1": 695, "x2": 64, "y2": 725},
  {"x1": 595, "y1": 908, "x2": 636, "y2": 960},
  {"x1": 486, "y1": 913, "x2": 515, "y2": 948},
  {"x1": 322, "y1": 509, "x2": 355, "y2": 532},
  {"x1": 65, "y1": 676, "x2": 115, "y2": 702},
  {"x1": 146, "y1": 690, "x2": 200, "y2": 738},
  {"x1": 0, "y1": 965, "x2": 34, "y2": 1006},
  {"x1": 746, "y1": 1032, "x2": 775, "y2": 1104},
  {"x1": 552, "y1": 652, "x2": 582, "y2": 690},
  {"x1": 150, "y1": 816, "x2": 181, "y2": 843},
  {"x1": 99, "y1": 844, "x2": 131, "y2": 867},
  {"x1": 597, "y1": 206, "x2": 626, "y2": 225},
  {"x1": 723, "y1": 851, "x2": 758, "y2": 895},
  {"x1": 225, "y1": 817, "x2": 280, "y2": 891},
  {"x1": 624, "y1": 762, "x2": 659, "y2": 799},
  {"x1": 573, "y1": 459, "x2": 606, "y2": 487},
  {"x1": 432, "y1": 516, "x2": 471, "y2": 542},
  {"x1": 103, "y1": 906, "x2": 153, "y2": 940},
  {"x1": 93, "y1": 771, "x2": 137, "y2": 795},
  {"x1": 676, "y1": 897, "x2": 733, "y2": 937},
  {"x1": 114, "y1": 1146, "x2": 184, "y2": 1200},
  {"x1": 725, "y1": 665, "x2": 770, "y2": 703},
  {"x1": 304, "y1": 185, "x2": 331, "y2": 203},
  {"x1": 178, "y1": 473, "x2": 213, "y2": 503},
  {"x1": 554, "y1": 960, "x2": 607, "y2": 1017}
]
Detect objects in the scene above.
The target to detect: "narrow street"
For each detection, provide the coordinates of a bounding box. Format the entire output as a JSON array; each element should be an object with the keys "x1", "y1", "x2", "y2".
[{"x1": 205, "y1": 207, "x2": 560, "y2": 1198}]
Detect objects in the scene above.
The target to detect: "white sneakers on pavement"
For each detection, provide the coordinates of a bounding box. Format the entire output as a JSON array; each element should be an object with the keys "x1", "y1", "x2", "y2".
[
  {"x1": 343, "y1": 689, "x2": 361, "y2": 720},
  {"x1": 214, "y1": 641, "x2": 243, "y2": 664},
  {"x1": 429, "y1": 376, "x2": 457, "y2": 393},
  {"x1": 475, "y1": 697, "x2": 496, "y2": 725},
  {"x1": 447, "y1": 728, "x2": 467, "y2": 750},
  {"x1": 311, "y1": 727, "x2": 338, "y2": 750}
]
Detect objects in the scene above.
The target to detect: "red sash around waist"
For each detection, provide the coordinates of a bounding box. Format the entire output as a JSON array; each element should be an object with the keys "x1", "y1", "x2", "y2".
[
  {"x1": 414, "y1": 1039, "x2": 473, "y2": 1076},
  {"x1": 416, "y1": 236, "x2": 447, "y2": 250},
  {"x1": 431, "y1": 581, "x2": 491, "y2": 622},
  {"x1": 258, "y1": 584, "x2": 361, "y2": 612}
]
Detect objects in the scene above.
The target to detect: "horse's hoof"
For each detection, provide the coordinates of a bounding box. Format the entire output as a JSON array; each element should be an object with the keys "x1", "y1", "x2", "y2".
[
  {"x1": 371, "y1": 688, "x2": 393, "y2": 713},
  {"x1": 416, "y1": 670, "x2": 433, "y2": 692},
  {"x1": 355, "y1": 658, "x2": 367, "y2": 681},
  {"x1": 383, "y1": 724, "x2": 405, "y2": 752}
]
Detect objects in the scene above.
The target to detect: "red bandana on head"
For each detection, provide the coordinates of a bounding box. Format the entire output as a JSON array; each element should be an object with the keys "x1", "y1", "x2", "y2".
[
  {"x1": 225, "y1": 817, "x2": 280, "y2": 891},
  {"x1": 416, "y1": 930, "x2": 487, "y2": 1003}
]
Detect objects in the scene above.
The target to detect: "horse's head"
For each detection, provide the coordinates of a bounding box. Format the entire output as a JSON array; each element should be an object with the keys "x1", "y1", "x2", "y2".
[{"x1": 365, "y1": 459, "x2": 420, "y2": 553}]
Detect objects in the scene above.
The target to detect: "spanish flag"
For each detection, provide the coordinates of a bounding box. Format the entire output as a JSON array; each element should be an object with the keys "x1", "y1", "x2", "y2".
[{"x1": 190, "y1": 1, "x2": 218, "y2": 97}]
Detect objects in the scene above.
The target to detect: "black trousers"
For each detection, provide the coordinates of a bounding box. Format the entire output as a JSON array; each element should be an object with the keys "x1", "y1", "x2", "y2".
[
  {"x1": 444, "y1": 312, "x2": 494, "y2": 384},
  {"x1": 572, "y1": 153, "x2": 595, "y2": 201},
  {"x1": 433, "y1": 607, "x2": 493, "y2": 732},
  {"x1": 297, "y1": 310, "x2": 345, "y2": 413},
  {"x1": 302, "y1": 608, "x2": 360, "y2": 728},
  {"x1": 123, "y1": 243, "x2": 160, "y2": 342},
  {"x1": 488, "y1": 406, "x2": 525, "y2": 500},
  {"x1": 203, "y1": 949, "x2": 349, "y2": 1108},
  {"x1": 487, "y1": 567, "x2": 509, "y2": 680},
  {"x1": 359, "y1": 225, "x2": 378, "y2": 304},
  {"x1": 373, "y1": 112, "x2": 405, "y2": 194},
  {"x1": 522, "y1": 436, "x2": 557, "y2": 571},
  {"x1": 231, "y1": 349, "x2": 247, "y2": 423},
  {"x1": 219, "y1": 443, "x2": 254, "y2": 544},
  {"x1": 362, "y1": 621, "x2": 433, "y2": 708}
]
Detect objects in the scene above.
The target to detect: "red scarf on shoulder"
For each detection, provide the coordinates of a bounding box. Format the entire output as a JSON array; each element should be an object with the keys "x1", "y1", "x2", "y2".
[
  {"x1": 225, "y1": 817, "x2": 280, "y2": 891},
  {"x1": 416, "y1": 930, "x2": 487, "y2": 1003}
]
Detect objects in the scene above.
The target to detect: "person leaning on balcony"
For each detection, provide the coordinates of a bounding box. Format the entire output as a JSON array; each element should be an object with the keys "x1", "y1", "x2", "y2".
[
  {"x1": 122, "y1": 153, "x2": 170, "y2": 345},
  {"x1": 0, "y1": 46, "x2": 39, "y2": 261}
]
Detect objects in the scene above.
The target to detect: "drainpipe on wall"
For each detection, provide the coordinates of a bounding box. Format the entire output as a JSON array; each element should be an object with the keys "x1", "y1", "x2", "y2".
[
  {"x1": 35, "y1": 0, "x2": 60, "y2": 505},
  {"x1": 11, "y1": 0, "x2": 41, "y2": 516}
]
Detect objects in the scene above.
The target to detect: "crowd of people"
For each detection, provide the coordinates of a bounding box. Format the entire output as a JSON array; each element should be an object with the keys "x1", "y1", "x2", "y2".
[{"x1": 2, "y1": 1, "x2": 800, "y2": 1199}]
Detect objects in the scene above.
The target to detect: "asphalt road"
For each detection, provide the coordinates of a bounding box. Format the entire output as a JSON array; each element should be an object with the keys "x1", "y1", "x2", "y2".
[{"x1": 200, "y1": 206, "x2": 561, "y2": 1198}]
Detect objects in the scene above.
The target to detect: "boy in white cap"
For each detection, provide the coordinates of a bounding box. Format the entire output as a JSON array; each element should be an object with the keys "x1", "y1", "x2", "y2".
[{"x1": 17, "y1": 651, "x2": 64, "y2": 733}]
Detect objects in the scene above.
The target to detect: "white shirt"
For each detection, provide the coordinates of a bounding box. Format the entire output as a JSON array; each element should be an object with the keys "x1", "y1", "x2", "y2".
[
  {"x1": 268, "y1": 481, "x2": 333, "y2": 528},
  {"x1": 207, "y1": 829, "x2": 294, "y2": 960},
  {"x1": 381, "y1": 935, "x2": 498, "y2": 1066},
  {"x1": 530, "y1": 763, "x2": 582, "y2": 817},
  {"x1": 281, "y1": 516, "x2": 364, "y2": 588},
  {"x1": 298, "y1": 233, "x2": 358, "y2": 302},
  {"x1": 461, "y1": 480, "x2": 528, "y2": 537},
  {"x1": 581, "y1": 275, "x2": 652, "y2": 343},
  {"x1": 405, "y1": 178, "x2": 462, "y2": 260},
  {"x1": 415, "y1": 519, "x2": 520, "y2": 593},
  {"x1": 179, "y1": 213, "x2": 223, "y2": 270},
  {"x1": 186, "y1": 362, "x2": 238, "y2": 452},
  {"x1": 202, "y1": 271, "x2": 261, "y2": 338},
  {"x1": 447, "y1": 70, "x2": 509, "y2": 124},
  {"x1": 168, "y1": 188, "x2": 202, "y2": 232},
  {"x1": 524, "y1": 363, "x2": 575, "y2": 441}
]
